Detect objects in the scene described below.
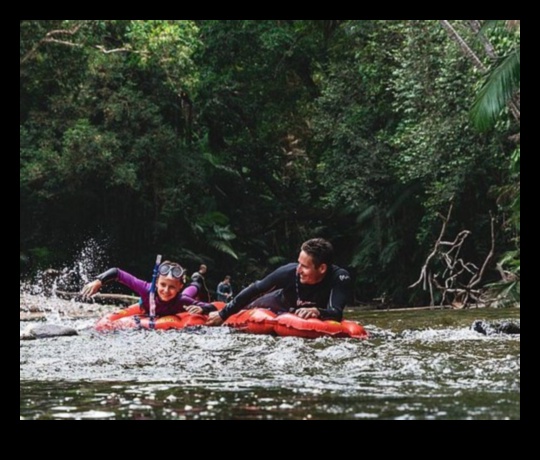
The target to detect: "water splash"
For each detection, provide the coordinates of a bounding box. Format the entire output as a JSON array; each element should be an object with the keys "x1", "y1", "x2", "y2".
[
  {"x1": 20, "y1": 238, "x2": 110, "y2": 322},
  {"x1": 72, "y1": 238, "x2": 110, "y2": 287},
  {"x1": 21, "y1": 238, "x2": 108, "y2": 295}
]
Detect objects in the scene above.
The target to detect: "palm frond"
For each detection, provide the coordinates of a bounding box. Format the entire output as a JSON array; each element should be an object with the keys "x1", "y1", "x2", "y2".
[
  {"x1": 484, "y1": 279, "x2": 520, "y2": 306},
  {"x1": 212, "y1": 225, "x2": 236, "y2": 241},
  {"x1": 208, "y1": 240, "x2": 238, "y2": 259},
  {"x1": 470, "y1": 49, "x2": 520, "y2": 131}
]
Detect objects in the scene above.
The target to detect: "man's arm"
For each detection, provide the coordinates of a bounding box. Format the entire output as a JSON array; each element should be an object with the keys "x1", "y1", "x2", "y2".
[
  {"x1": 218, "y1": 263, "x2": 296, "y2": 320},
  {"x1": 318, "y1": 269, "x2": 352, "y2": 321}
]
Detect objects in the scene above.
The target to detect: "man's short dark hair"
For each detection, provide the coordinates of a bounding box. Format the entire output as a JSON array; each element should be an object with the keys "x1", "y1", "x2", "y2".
[{"x1": 300, "y1": 238, "x2": 334, "y2": 268}]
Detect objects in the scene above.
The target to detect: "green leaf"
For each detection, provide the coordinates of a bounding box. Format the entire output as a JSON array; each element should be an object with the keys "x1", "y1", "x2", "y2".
[{"x1": 470, "y1": 49, "x2": 520, "y2": 131}]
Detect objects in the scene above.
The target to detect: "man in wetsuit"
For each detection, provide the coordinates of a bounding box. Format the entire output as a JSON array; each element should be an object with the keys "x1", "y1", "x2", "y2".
[{"x1": 206, "y1": 238, "x2": 352, "y2": 326}]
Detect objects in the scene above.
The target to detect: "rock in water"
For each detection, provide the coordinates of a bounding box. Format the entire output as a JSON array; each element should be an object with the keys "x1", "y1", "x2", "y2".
[
  {"x1": 497, "y1": 320, "x2": 520, "y2": 334},
  {"x1": 471, "y1": 320, "x2": 520, "y2": 335},
  {"x1": 20, "y1": 324, "x2": 78, "y2": 340},
  {"x1": 472, "y1": 320, "x2": 491, "y2": 335}
]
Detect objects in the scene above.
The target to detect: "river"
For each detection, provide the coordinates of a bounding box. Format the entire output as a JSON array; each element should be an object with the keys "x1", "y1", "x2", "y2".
[{"x1": 20, "y1": 292, "x2": 520, "y2": 420}]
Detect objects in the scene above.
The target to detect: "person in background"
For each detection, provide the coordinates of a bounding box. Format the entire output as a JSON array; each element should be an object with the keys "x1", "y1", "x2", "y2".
[
  {"x1": 216, "y1": 275, "x2": 233, "y2": 302},
  {"x1": 206, "y1": 238, "x2": 352, "y2": 326},
  {"x1": 183, "y1": 263, "x2": 211, "y2": 303},
  {"x1": 81, "y1": 260, "x2": 217, "y2": 316}
]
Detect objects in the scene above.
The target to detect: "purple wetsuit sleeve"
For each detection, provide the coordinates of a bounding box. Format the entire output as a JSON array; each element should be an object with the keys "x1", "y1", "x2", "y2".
[
  {"x1": 116, "y1": 269, "x2": 151, "y2": 306},
  {"x1": 182, "y1": 285, "x2": 199, "y2": 298},
  {"x1": 179, "y1": 294, "x2": 215, "y2": 309}
]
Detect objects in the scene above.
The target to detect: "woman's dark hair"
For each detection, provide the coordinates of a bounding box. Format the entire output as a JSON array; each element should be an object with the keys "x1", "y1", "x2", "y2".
[{"x1": 300, "y1": 238, "x2": 334, "y2": 268}]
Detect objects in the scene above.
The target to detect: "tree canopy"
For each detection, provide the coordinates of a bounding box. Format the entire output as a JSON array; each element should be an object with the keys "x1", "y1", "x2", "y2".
[{"x1": 20, "y1": 20, "x2": 520, "y2": 306}]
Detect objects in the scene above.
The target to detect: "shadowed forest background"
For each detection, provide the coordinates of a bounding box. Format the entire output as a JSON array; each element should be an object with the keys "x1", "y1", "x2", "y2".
[{"x1": 20, "y1": 20, "x2": 520, "y2": 307}]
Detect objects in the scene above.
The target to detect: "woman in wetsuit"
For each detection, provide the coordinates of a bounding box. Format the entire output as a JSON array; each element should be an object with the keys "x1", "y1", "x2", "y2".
[{"x1": 81, "y1": 261, "x2": 217, "y2": 316}]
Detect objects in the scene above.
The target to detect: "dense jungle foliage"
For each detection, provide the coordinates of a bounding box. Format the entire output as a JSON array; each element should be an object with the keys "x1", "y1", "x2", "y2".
[{"x1": 20, "y1": 20, "x2": 520, "y2": 306}]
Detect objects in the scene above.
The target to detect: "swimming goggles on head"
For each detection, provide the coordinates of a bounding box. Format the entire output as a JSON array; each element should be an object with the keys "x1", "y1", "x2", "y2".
[{"x1": 158, "y1": 263, "x2": 185, "y2": 280}]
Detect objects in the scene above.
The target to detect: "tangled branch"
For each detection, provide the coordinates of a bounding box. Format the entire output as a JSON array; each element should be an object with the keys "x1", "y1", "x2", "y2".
[
  {"x1": 410, "y1": 203, "x2": 496, "y2": 308},
  {"x1": 20, "y1": 22, "x2": 133, "y2": 68}
]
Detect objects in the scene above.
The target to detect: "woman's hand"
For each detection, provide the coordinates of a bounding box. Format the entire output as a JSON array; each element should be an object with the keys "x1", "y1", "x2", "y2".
[
  {"x1": 185, "y1": 305, "x2": 203, "y2": 315},
  {"x1": 81, "y1": 279, "x2": 102, "y2": 298},
  {"x1": 206, "y1": 311, "x2": 224, "y2": 326}
]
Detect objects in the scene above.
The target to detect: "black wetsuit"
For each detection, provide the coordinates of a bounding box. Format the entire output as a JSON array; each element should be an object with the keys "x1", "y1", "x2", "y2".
[
  {"x1": 189, "y1": 272, "x2": 211, "y2": 303},
  {"x1": 218, "y1": 263, "x2": 352, "y2": 321}
]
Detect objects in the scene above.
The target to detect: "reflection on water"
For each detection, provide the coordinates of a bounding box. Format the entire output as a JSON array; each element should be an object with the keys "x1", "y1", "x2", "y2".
[
  {"x1": 20, "y1": 378, "x2": 518, "y2": 420},
  {"x1": 20, "y1": 293, "x2": 520, "y2": 420}
]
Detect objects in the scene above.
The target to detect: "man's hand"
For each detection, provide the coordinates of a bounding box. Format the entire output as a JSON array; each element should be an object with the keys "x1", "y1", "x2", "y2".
[
  {"x1": 295, "y1": 307, "x2": 320, "y2": 319},
  {"x1": 206, "y1": 311, "x2": 225, "y2": 326},
  {"x1": 185, "y1": 305, "x2": 203, "y2": 315}
]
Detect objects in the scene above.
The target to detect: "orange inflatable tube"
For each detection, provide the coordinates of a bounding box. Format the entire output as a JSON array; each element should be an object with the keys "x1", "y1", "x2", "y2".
[
  {"x1": 272, "y1": 313, "x2": 368, "y2": 339},
  {"x1": 224, "y1": 309, "x2": 368, "y2": 339},
  {"x1": 95, "y1": 302, "x2": 224, "y2": 332},
  {"x1": 95, "y1": 302, "x2": 368, "y2": 339},
  {"x1": 223, "y1": 308, "x2": 277, "y2": 335}
]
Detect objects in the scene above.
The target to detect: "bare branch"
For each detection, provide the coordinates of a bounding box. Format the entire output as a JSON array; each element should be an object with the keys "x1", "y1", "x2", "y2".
[
  {"x1": 42, "y1": 38, "x2": 84, "y2": 48},
  {"x1": 20, "y1": 23, "x2": 83, "y2": 66},
  {"x1": 467, "y1": 20, "x2": 497, "y2": 60},
  {"x1": 440, "y1": 20, "x2": 486, "y2": 72},
  {"x1": 44, "y1": 25, "x2": 82, "y2": 38},
  {"x1": 20, "y1": 22, "x2": 134, "y2": 68},
  {"x1": 440, "y1": 20, "x2": 520, "y2": 125},
  {"x1": 409, "y1": 202, "x2": 454, "y2": 291},
  {"x1": 410, "y1": 202, "x2": 497, "y2": 308},
  {"x1": 95, "y1": 45, "x2": 133, "y2": 54}
]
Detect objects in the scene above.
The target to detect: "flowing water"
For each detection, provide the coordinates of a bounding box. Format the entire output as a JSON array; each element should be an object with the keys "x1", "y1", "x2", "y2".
[
  {"x1": 20, "y1": 245, "x2": 520, "y2": 420},
  {"x1": 20, "y1": 299, "x2": 520, "y2": 420}
]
